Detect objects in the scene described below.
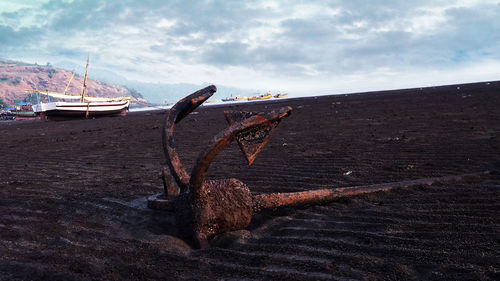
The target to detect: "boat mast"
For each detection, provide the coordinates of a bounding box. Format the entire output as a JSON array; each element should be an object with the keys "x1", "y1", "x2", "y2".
[{"x1": 80, "y1": 56, "x2": 89, "y2": 102}]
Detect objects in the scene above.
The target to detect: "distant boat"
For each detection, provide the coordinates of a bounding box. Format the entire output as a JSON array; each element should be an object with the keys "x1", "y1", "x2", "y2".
[
  {"x1": 221, "y1": 95, "x2": 248, "y2": 102},
  {"x1": 11, "y1": 102, "x2": 37, "y2": 119},
  {"x1": 248, "y1": 93, "x2": 272, "y2": 101},
  {"x1": 273, "y1": 93, "x2": 288, "y2": 98},
  {"x1": 221, "y1": 97, "x2": 234, "y2": 102},
  {"x1": 28, "y1": 58, "x2": 130, "y2": 120}
]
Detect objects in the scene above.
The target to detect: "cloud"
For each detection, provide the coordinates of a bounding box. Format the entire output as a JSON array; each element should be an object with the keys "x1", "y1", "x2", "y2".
[
  {"x1": 0, "y1": 24, "x2": 44, "y2": 53},
  {"x1": 0, "y1": 0, "x2": 499, "y2": 95}
]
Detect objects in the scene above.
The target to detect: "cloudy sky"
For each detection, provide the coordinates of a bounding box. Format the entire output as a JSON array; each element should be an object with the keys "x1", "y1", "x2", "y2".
[{"x1": 1, "y1": 0, "x2": 499, "y2": 96}]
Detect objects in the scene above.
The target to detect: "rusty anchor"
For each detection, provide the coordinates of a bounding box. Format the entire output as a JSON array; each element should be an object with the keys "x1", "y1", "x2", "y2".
[
  {"x1": 148, "y1": 84, "x2": 293, "y2": 247},
  {"x1": 148, "y1": 85, "x2": 491, "y2": 248}
]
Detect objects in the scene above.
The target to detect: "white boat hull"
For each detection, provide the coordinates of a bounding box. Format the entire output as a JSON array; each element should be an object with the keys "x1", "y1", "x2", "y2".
[{"x1": 32, "y1": 100, "x2": 130, "y2": 119}]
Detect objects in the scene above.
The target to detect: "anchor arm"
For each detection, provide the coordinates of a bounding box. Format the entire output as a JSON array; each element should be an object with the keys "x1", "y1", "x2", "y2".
[{"x1": 189, "y1": 106, "x2": 292, "y2": 197}]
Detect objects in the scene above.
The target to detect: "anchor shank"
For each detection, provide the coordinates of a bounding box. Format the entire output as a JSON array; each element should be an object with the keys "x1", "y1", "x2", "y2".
[{"x1": 252, "y1": 171, "x2": 491, "y2": 212}]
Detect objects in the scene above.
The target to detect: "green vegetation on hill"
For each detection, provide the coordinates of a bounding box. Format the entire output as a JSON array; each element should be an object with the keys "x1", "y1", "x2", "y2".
[
  {"x1": 0, "y1": 97, "x2": 8, "y2": 109},
  {"x1": 24, "y1": 93, "x2": 37, "y2": 104},
  {"x1": 11, "y1": 77, "x2": 21, "y2": 85},
  {"x1": 47, "y1": 68, "x2": 56, "y2": 78},
  {"x1": 0, "y1": 75, "x2": 21, "y2": 85}
]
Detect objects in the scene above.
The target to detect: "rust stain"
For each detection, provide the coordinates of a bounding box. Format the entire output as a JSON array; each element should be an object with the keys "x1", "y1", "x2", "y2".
[
  {"x1": 224, "y1": 110, "x2": 281, "y2": 165},
  {"x1": 251, "y1": 171, "x2": 490, "y2": 212},
  {"x1": 149, "y1": 85, "x2": 491, "y2": 248},
  {"x1": 161, "y1": 85, "x2": 217, "y2": 195}
]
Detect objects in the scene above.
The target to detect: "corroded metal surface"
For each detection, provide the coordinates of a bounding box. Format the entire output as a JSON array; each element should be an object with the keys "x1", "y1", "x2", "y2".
[
  {"x1": 188, "y1": 178, "x2": 253, "y2": 248},
  {"x1": 251, "y1": 171, "x2": 491, "y2": 212},
  {"x1": 190, "y1": 107, "x2": 292, "y2": 192},
  {"x1": 224, "y1": 110, "x2": 282, "y2": 165},
  {"x1": 188, "y1": 107, "x2": 292, "y2": 246},
  {"x1": 162, "y1": 85, "x2": 217, "y2": 196},
  {"x1": 150, "y1": 85, "x2": 292, "y2": 247},
  {"x1": 150, "y1": 86, "x2": 491, "y2": 248}
]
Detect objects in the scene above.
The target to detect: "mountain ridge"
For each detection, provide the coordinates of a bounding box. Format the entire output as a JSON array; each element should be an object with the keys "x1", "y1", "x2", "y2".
[{"x1": 0, "y1": 60, "x2": 146, "y2": 106}]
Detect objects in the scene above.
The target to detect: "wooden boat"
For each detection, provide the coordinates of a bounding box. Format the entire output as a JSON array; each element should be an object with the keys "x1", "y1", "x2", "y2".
[
  {"x1": 31, "y1": 98, "x2": 130, "y2": 119},
  {"x1": 273, "y1": 93, "x2": 288, "y2": 98},
  {"x1": 11, "y1": 102, "x2": 38, "y2": 119},
  {"x1": 221, "y1": 95, "x2": 248, "y2": 102},
  {"x1": 221, "y1": 97, "x2": 233, "y2": 102},
  {"x1": 248, "y1": 93, "x2": 272, "y2": 101},
  {"x1": 28, "y1": 58, "x2": 130, "y2": 120}
]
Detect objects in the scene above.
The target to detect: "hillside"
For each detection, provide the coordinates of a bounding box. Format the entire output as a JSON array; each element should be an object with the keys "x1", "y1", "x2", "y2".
[{"x1": 0, "y1": 60, "x2": 147, "y2": 106}]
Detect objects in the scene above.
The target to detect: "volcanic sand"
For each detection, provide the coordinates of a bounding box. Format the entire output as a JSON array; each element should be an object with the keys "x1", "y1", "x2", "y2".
[{"x1": 1, "y1": 81, "x2": 499, "y2": 280}]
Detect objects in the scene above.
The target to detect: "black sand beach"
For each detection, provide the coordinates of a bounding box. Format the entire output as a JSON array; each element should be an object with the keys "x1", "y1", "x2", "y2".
[{"x1": 1, "y1": 81, "x2": 499, "y2": 280}]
